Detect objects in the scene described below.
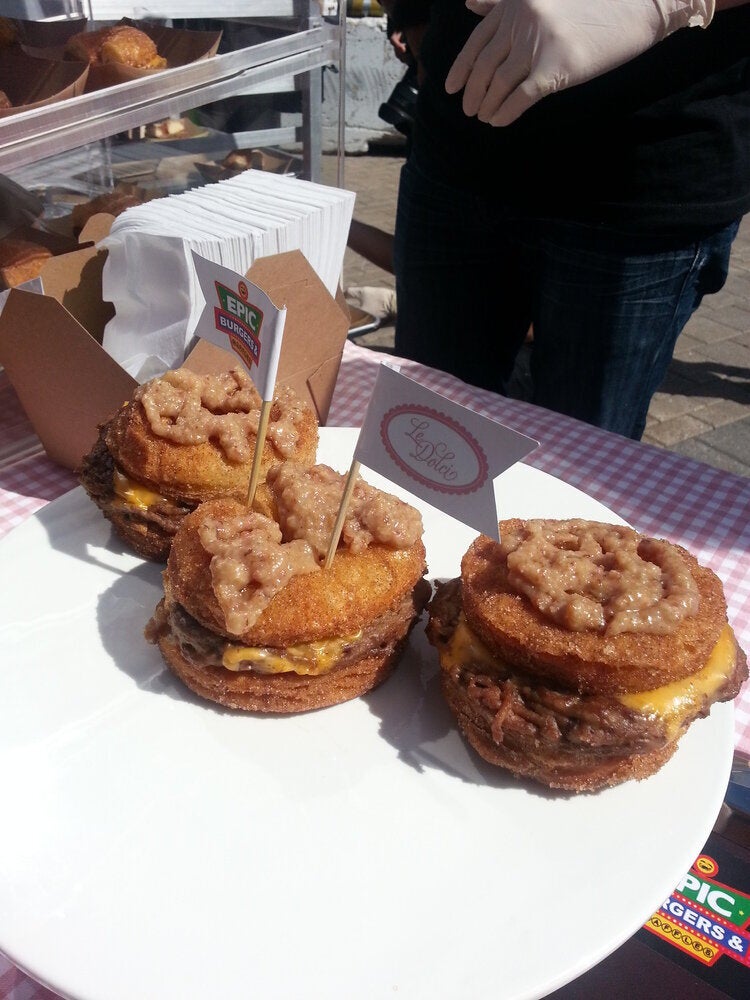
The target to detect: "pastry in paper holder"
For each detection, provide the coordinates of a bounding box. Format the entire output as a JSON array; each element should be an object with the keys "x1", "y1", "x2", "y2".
[{"x1": 69, "y1": 20, "x2": 222, "y2": 92}]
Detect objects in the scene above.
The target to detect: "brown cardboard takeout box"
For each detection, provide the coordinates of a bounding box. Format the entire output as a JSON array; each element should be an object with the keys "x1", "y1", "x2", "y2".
[
  {"x1": 0, "y1": 48, "x2": 89, "y2": 117},
  {"x1": 0, "y1": 235, "x2": 350, "y2": 472},
  {"x1": 11, "y1": 16, "x2": 88, "y2": 49}
]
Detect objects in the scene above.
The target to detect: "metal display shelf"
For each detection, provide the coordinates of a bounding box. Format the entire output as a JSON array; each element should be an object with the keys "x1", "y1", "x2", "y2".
[
  {"x1": 0, "y1": 25, "x2": 339, "y2": 176},
  {"x1": 0, "y1": 0, "x2": 346, "y2": 185},
  {"x1": 85, "y1": 2, "x2": 307, "y2": 17}
]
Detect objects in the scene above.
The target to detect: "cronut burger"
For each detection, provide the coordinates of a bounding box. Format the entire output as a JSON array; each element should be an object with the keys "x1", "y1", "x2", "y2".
[
  {"x1": 78, "y1": 367, "x2": 318, "y2": 562},
  {"x1": 427, "y1": 518, "x2": 747, "y2": 793},
  {"x1": 145, "y1": 462, "x2": 430, "y2": 712}
]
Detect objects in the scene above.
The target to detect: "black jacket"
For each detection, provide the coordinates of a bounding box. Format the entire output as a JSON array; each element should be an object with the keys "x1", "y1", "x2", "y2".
[{"x1": 399, "y1": 1, "x2": 750, "y2": 233}]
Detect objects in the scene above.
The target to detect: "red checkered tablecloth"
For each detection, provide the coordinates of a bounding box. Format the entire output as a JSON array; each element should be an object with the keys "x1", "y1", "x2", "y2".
[{"x1": 1, "y1": 342, "x2": 749, "y2": 999}]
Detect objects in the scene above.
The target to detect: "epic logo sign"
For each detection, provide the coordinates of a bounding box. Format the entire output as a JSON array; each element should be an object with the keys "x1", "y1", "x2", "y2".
[
  {"x1": 645, "y1": 854, "x2": 750, "y2": 970},
  {"x1": 192, "y1": 251, "x2": 286, "y2": 401},
  {"x1": 213, "y1": 281, "x2": 263, "y2": 371}
]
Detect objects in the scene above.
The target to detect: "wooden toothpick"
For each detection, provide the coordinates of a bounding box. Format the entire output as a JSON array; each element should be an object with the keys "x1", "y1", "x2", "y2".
[
  {"x1": 324, "y1": 460, "x2": 360, "y2": 569},
  {"x1": 246, "y1": 399, "x2": 273, "y2": 508}
]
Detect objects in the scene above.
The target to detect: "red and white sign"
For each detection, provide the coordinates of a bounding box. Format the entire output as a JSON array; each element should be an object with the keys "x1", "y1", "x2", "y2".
[{"x1": 191, "y1": 251, "x2": 285, "y2": 401}]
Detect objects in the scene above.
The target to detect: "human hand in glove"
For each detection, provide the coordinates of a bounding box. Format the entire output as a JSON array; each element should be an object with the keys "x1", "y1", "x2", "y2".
[{"x1": 445, "y1": 0, "x2": 716, "y2": 126}]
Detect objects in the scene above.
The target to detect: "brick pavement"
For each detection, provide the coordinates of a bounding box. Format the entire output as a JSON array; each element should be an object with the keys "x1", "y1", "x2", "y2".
[{"x1": 327, "y1": 150, "x2": 750, "y2": 478}]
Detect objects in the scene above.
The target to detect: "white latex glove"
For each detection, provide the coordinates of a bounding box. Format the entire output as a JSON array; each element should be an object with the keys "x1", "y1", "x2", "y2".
[{"x1": 445, "y1": 0, "x2": 716, "y2": 125}]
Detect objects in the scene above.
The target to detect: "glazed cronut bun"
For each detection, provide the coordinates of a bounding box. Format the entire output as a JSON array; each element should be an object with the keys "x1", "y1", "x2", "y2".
[
  {"x1": 78, "y1": 367, "x2": 318, "y2": 562},
  {"x1": 0, "y1": 238, "x2": 53, "y2": 288},
  {"x1": 427, "y1": 518, "x2": 747, "y2": 793},
  {"x1": 146, "y1": 462, "x2": 430, "y2": 712},
  {"x1": 64, "y1": 24, "x2": 167, "y2": 69}
]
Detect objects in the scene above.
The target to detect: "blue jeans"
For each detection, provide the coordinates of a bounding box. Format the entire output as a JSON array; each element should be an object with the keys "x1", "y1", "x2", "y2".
[{"x1": 394, "y1": 156, "x2": 740, "y2": 439}]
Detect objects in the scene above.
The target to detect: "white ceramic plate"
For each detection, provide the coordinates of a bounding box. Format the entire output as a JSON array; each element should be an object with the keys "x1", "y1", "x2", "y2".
[{"x1": 0, "y1": 429, "x2": 733, "y2": 1000}]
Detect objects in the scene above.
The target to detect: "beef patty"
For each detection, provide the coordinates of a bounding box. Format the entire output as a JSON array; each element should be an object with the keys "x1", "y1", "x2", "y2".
[
  {"x1": 428, "y1": 578, "x2": 746, "y2": 792},
  {"x1": 146, "y1": 579, "x2": 431, "y2": 713},
  {"x1": 78, "y1": 422, "x2": 196, "y2": 559}
]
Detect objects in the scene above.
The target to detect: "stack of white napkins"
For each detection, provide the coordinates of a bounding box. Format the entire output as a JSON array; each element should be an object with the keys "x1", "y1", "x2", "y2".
[{"x1": 100, "y1": 170, "x2": 356, "y2": 381}]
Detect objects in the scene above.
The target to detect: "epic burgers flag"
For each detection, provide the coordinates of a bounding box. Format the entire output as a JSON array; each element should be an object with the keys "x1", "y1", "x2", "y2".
[
  {"x1": 352, "y1": 363, "x2": 538, "y2": 540},
  {"x1": 190, "y1": 252, "x2": 286, "y2": 505},
  {"x1": 191, "y1": 251, "x2": 285, "y2": 402}
]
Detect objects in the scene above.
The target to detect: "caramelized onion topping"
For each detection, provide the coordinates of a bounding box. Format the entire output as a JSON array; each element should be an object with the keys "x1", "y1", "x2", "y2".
[
  {"x1": 498, "y1": 519, "x2": 700, "y2": 635},
  {"x1": 199, "y1": 510, "x2": 319, "y2": 634},
  {"x1": 266, "y1": 462, "x2": 423, "y2": 560},
  {"x1": 139, "y1": 368, "x2": 304, "y2": 463}
]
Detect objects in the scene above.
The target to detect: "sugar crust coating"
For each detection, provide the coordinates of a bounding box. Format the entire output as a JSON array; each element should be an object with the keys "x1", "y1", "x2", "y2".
[
  {"x1": 461, "y1": 520, "x2": 729, "y2": 696},
  {"x1": 104, "y1": 391, "x2": 318, "y2": 505},
  {"x1": 167, "y1": 498, "x2": 427, "y2": 648}
]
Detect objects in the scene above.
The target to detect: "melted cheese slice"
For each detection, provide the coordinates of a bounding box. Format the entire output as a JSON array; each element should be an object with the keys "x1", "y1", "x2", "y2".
[
  {"x1": 440, "y1": 615, "x2": 498, "y2": 672},
  {"x1": 441, "y1": 615, "x2": 736, "y2": 741},
  {"x1": 222, "y1": 635, "x2": 359, "y2": 676},
  {"x1": 618, "y1": 625, "x2": 735, "y2": 739},
  {"x1": 113, "y1": 468, "x2": 168, "y2": 510}
]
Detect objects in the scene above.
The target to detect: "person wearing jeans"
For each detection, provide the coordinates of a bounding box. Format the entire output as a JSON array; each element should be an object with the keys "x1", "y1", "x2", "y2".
[{"x1": 388, "y1": 0, "x2": 750, "y2": 439}]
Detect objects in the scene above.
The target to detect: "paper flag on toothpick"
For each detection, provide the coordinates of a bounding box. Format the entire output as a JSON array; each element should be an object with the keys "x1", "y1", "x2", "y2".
[
  {"x1": 353, "y1": 363, "x2": 539, "y2": 540},
  {"x1": 191, "y1": 250, "x2": 285, "y2": 402},
  {"x1": 191, "y1": 251, "x2": 286, "y2": 506}
]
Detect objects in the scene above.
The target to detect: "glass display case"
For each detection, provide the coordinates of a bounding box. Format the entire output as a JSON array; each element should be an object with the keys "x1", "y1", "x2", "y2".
[{"x1": 0, "y1": 2, "x2": 345, "y2": 228}]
